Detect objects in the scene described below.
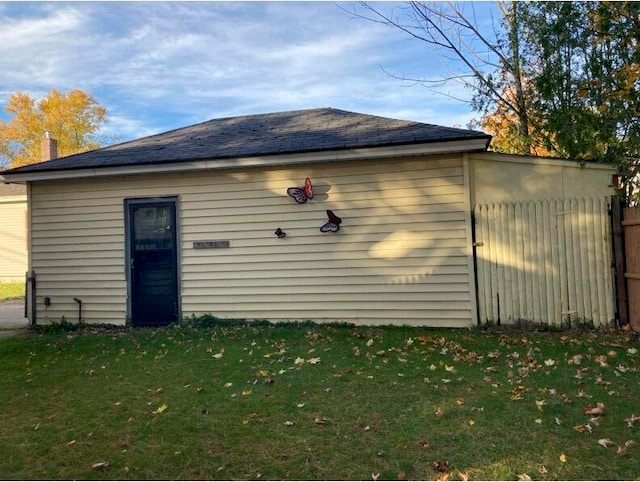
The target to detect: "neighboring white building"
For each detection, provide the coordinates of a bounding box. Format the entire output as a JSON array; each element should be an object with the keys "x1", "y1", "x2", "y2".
[
  {"x1": 0, "y1": 182, "x2": 28, "y2": 282},
  {"x1": 1, "y1": 108, "x2": 617, "y2": 327}
]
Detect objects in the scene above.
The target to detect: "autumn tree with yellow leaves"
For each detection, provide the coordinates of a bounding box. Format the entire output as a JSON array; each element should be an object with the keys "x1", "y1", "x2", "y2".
[{"x1": 0, "y1": 89, "x2": 109, "y2": 168}]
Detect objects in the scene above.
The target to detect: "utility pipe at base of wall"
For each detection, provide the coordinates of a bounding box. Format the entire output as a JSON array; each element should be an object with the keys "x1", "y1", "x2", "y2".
[{"x1": 73, "y1": 297, "x2": 82, "y2": 325}]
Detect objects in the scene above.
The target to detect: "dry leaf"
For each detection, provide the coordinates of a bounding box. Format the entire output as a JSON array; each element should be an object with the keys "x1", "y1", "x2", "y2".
[
  {"x1": 308, "y1": 357, "x2": 321, "y2": 365},
  {"x1": 294, "y1": 357, "x2": 305, "y2": 365},
  {"x1": 372, "y1": 473, "x2": 380, "y2": 481},
  {"x1": 284, "y1": 420, "x2": 295, "y2": 426},
  {"x1": 396, "y1": 470, "x2": 406, "y2": 480},
  {"x1": 366, "y1": 339, "x2": 374, "y2": 347},
  {"x1": 152, "y1": 403, "x2": 168, "y2": 415},
  {"x1": 433, "y1": 460, "x2": 450, "y2": 472},
  {"x1": 434, "y1": 406, "x2": 444, "y2": 417},
  {"x1": 559, "y1": 453, "x2": 567, "y2": 463},
  {"x1": 517, "y1": 474, "x2": 532, "y2": 481},
  {"x1": 458, "y1": 471, "x2": 469, "y2": 481},
  {"x1": 598, "y1": 438, "x2": 615, "y2": 448},
  {"x1": 212, "y1": 349, "x2": 224, "y2": 359},
  {"x1": 624, "y1": 414, "x2": 640, "y2": 427},
  {"x1": 418, "y1": 438, "x2": 431, "y2": 450},
  {"x1": 314, "y1": 416, "x2": 330, "y2": 425},
  {"x1": 574, "y1": 423, "x2": 592, "y2": 433},
  {"x1": 91, "y1": 461, "x2": 109, "y2": 470},
  {"x1": 584, "y1": 402, "x2": 605, "y2": 416}
]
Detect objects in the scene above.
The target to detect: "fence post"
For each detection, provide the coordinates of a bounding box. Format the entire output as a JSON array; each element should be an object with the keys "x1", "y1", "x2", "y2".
[{"x1": 610, "y1": 196, "x2": 628, "y2": 326}]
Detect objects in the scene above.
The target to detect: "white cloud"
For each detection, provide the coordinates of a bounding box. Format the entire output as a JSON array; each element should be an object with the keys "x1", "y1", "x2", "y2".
[{"x1": 0, "y1": 2, "x2": 481, "y2": 141}]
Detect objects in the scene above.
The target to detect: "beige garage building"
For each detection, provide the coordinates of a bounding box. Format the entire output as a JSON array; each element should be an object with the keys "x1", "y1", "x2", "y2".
[{"x1": 1, "y1": 108, "x2": 617, "y2": 328}]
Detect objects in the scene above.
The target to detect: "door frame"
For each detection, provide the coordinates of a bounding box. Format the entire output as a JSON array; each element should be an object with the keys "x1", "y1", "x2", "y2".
[{"x1": 124, "y1": 196, "x2": 181, "y2": 325}]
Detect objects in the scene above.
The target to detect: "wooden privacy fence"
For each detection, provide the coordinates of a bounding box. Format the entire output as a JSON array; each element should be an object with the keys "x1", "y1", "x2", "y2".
[
  {"x1": 474, "y1": 197, "x2": 615, "y2": 327},
  {"x1": 622, "y1": 206, "x2": 640, "y2": 331}
]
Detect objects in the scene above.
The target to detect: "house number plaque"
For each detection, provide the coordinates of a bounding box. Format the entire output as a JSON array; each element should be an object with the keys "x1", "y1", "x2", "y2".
[{"x1": 193, "y1": 240, "x2": 230, "y2": 249}]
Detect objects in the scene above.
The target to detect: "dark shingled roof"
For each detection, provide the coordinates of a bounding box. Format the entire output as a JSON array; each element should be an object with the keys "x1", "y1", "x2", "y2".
[{"x1": 3, "y1": 108, "x2": 491, "y2": 174}]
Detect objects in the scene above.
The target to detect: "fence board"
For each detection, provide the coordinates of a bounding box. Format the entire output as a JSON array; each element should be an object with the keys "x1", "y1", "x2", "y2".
[{"x1": 475, "y1": 197, "x2": 614, "y2": 327}]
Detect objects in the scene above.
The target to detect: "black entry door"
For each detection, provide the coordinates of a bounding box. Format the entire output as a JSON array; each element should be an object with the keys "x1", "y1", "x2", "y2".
[{"x1": 128, "y1": 200, "x2": 178, "y2": 326}]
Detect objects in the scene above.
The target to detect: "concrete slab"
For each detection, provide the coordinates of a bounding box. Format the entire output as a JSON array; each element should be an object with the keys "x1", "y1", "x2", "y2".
[{"x1": 0, "y1": 298, "x2": 29, "y2": 330}]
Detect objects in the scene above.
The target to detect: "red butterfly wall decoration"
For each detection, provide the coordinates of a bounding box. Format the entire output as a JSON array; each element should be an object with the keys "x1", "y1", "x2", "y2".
[
  {"x1": 287, "y1": 177, "x2": 313, "y2": 204},
  {"x1": 320, "y1": 209, "x2": 342, "y2": 232}
]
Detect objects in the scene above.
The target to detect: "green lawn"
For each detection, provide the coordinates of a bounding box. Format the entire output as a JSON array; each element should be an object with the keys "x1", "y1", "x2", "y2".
[
  {"x1": 0, "y1": 322, "x2": 638, "y2": 480},
  {"x1": 0, "y1": 281, "x2": 25, "y2": 300}
]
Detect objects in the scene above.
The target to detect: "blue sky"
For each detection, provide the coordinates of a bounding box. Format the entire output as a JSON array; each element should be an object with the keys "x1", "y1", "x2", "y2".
[{"x1": 0, "y1": 2, "x2": 498, "y2": 144}]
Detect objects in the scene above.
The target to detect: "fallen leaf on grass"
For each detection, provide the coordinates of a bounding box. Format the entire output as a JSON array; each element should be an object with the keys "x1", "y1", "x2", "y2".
[
  {"x1": 212, "y1": 349, "x2": 224, "y2": 359},
  {"x1": 624, "y1": 414, "x2": 640, "y2": 427},
  {"x1": 314, "y1": 416, "x2": 330, "y2": 425},
  {"x1": 517, "y1": 474, "x2": 532, "y2": 481},
  {"x1": 284, "y1": 420, "x2": 295, "y2": 426},
  {"x1": 308, "y1": 357, "x2": 321, "y2": 365},
  {"x1": 433, "y1": 460, "x2": 450, "y2": 472},
  {"x1": 152, "y1": 403, "x2": 168, "y2": 415},
  {"x1": 574, "y1": 423, "x2": 593, "y2": 433},
  {"x1": 559, "y1": 453, "x2": 567, "y2": 463},
  {"x1": 598, "y1": 438, "x2": 615, "y2": 448},
  {"x1": 91, "y1": 462, "x2": 109, "y2": 470},
  {"x1": 584, "y1": 402, "x2": 605, "y2": 416},
  {"x1": 66, "y1": 440, "x2": 76, "y2": 447},
  {"x1": 372, "y1": 473, "x2": 380, "y2": 481},
  {"x1": 418, "y1": 438, "x2": 432, "y2": 450}
]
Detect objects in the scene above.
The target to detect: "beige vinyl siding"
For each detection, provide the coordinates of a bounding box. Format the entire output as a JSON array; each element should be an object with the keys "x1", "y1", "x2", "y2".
[
  {"x1": 0, "y1": 195, "x2": 28, "y2": 282},
  {"x1": 29, "y1": 154, "x2": 474, "y2": 326},
  {"x1": 469, "y1": 152, "x2": 616, "y2": 205}
]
